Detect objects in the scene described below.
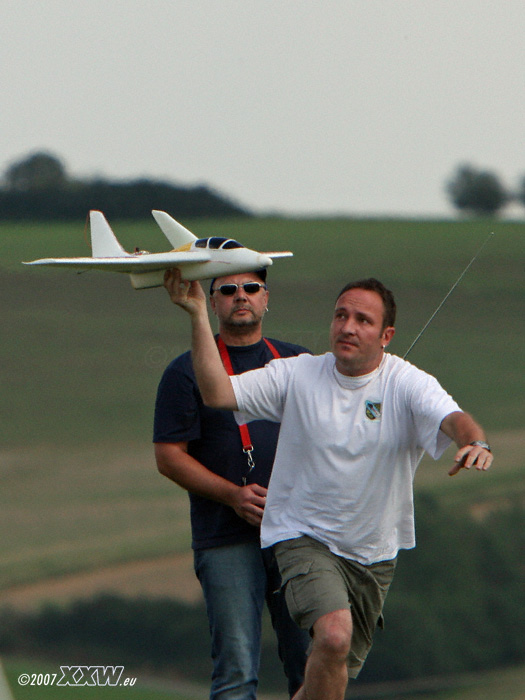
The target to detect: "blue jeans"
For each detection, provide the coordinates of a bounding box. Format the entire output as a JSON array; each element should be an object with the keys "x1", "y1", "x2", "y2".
[{"x1": 194, "y1": 541, "x2": 309, "y2": 700}]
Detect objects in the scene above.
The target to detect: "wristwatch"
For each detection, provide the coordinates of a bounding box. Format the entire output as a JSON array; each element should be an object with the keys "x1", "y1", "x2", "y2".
[{"x1": 469, "y1": 440, "x2": 491, "y2": 452}]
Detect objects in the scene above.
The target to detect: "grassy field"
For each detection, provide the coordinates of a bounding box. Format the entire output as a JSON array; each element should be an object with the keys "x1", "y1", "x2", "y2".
[
  {"x1": 2, "y1": 216, "x2": 524, "y2": 448},
  {"x1": 0, "y1": 216, "x2": 524, "y2": 699},
  {"x1": 1, "y1": 215, "x2": 524, "y2": 593}
]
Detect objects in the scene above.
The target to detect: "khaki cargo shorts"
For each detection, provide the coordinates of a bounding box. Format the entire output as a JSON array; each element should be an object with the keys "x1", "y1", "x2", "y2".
[{"x1": 274, "y1": 535, "x2": 396, "y2": 678}]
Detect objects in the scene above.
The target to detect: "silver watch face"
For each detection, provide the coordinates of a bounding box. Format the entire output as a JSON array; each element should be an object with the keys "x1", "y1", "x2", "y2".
[{"x1": 470, "y1": 441, "x2": 490, "y2": 451}]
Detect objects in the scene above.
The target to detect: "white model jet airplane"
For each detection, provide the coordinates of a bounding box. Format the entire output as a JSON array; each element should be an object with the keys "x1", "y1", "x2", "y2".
[{"x1": 24, "y1": 210, "x2": 293, "y2": 289}]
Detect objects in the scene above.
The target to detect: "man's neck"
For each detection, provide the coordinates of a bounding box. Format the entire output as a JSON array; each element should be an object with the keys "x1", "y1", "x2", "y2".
[
  {"x1": 218, "y1": 325, "x2": 263, "y2": 347},
  {"x1": 334, "y1": 351, "x2": 385, "y2": 377}
]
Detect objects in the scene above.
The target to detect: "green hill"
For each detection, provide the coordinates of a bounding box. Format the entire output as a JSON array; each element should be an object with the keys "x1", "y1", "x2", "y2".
[
  {"x1": 3, "y1": 216, "x2": 524, "y2": 447},
  {"x1": 1, "y1": 216, "x2": 524, "y2": 697},
  {"x1": 1, "y1": 216, "x2": 524, "y2": 591}
]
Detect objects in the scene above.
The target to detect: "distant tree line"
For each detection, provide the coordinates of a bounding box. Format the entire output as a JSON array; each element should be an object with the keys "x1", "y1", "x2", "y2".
[
  {"x1": 0, "y1": 151, "x2": 250, "y2": 220},
  {"x1": 1, "y1": 496, "x2": 523, "y2": 692},
  {"x1": 4, "y1": 151, "x2": 522, "y2": 220},
  {"x1": 446, "y1": 162, "x2": 525, "y2": 216}
]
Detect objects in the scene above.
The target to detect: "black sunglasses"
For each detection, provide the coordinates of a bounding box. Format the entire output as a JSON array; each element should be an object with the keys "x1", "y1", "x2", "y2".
[{"x1": 212, "y1": 282, "x2": 267, "y2": 296}]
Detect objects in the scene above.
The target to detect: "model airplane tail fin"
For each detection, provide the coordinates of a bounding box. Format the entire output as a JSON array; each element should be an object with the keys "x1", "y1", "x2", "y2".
[
  {"x1": 152, "y1": 210, "x2": 197, "y2": 248},
  {"x1": 90, "y1": 210, "x2": 128, "y2": 258}
]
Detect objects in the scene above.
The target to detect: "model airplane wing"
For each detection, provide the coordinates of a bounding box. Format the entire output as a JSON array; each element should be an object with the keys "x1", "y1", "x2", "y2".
[
  {"x1": 260, "y1": 251, "x2": 293, "y2": 258},
  {"x1": 25, "y1": 251, "x2": 211, "y2": 272},
  {"x1": 24, "y1": 210, "x2": 292, "y2": 289}
]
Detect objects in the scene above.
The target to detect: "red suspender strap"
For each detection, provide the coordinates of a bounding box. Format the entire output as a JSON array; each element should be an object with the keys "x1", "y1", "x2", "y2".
[
  {"x1": 217, "y1": 337, "x2": 281, "y2": 485},
  {"x1": 263, "y1": 337, "x2": 281, "y2": 360}
]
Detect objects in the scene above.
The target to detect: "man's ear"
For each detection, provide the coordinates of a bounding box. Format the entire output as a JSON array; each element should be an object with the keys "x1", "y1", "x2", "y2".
[{"x1": 382, "y1": 326, "x2": 395, "y2": 348}]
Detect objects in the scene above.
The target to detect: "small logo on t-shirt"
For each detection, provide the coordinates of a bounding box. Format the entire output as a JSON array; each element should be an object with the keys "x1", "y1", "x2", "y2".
[{"x1": 365, "y1": 400, "x2": 382, "y2": 421}]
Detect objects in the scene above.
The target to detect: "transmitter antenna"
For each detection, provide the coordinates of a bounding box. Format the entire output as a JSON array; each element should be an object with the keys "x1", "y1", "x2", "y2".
[{"x1": 403, "y1": 232, "x2": 495, "y2": 359}]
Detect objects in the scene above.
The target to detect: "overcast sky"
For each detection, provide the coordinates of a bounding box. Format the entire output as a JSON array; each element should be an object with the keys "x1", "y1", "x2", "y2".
[{"x1": 3, "y1": 0, "x2": 525, "y2": 217}]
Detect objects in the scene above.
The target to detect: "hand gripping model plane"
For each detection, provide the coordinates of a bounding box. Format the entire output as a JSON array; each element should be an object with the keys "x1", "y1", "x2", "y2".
[{"x1": 24, "y1": 210, "x2": 293, "y2": 289}]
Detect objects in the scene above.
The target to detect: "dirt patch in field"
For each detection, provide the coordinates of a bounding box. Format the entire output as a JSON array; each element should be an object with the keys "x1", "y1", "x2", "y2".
[{"x1": 0, "y1": 551, "x2": 202, "y2": 611}]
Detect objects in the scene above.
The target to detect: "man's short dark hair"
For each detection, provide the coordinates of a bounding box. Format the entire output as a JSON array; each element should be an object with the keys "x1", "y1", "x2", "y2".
[
  {"x1": 335, "y1": 278, "x2": 396, "y2": 330},
  {"x1": 209, "y1": 268, "x2": 267, "y2": 295}
]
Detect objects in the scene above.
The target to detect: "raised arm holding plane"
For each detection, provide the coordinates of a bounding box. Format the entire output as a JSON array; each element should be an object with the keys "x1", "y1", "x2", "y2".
[{"x1": 163, "y1": 268, "x2": 237, "y2": 409}]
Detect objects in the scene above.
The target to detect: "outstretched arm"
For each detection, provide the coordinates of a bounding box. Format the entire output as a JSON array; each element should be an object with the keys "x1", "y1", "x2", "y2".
[
  {"x1": 440, "y1": 411, "x2": 493, "y2": 476},
  {"x1": 163, "y1": 268, "x2": 237, "y2": 410}
]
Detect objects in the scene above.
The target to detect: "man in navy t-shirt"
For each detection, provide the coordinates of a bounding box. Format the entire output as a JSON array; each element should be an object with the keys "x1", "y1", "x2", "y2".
[{"x1": 154, "y1": 268, "x2": 310, "y2": 699}]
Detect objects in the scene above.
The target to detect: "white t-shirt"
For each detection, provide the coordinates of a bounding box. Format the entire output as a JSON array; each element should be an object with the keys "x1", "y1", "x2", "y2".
[{"x1": 231, "y1": 352, "x2": 461, "y2": 565}]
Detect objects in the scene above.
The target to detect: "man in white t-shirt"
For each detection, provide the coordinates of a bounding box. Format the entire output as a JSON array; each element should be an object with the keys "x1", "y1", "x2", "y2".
[{"x1": 163, "y1": 270, "x2": 493, "y2": 700}]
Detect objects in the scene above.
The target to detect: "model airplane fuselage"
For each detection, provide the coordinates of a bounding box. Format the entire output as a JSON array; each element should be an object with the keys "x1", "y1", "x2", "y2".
[{"x1": 24, "y1": 210, "x2": 293, "y2": 289}]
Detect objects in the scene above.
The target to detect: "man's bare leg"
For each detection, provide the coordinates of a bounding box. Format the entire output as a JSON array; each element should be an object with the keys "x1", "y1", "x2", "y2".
[{"x1": 292, "y1": 609, "x2": 352, "y2": 700}]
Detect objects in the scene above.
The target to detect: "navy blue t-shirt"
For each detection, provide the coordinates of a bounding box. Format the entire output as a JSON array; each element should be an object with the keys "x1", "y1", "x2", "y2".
[{"x1": 153, "y1": 337, "x2": 309, "y2": 550}]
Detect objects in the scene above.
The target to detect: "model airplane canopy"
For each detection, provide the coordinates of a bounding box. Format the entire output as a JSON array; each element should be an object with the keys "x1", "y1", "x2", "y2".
[{"x1": 23, "y1": 210, "x2": 293, "y2": 289}]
